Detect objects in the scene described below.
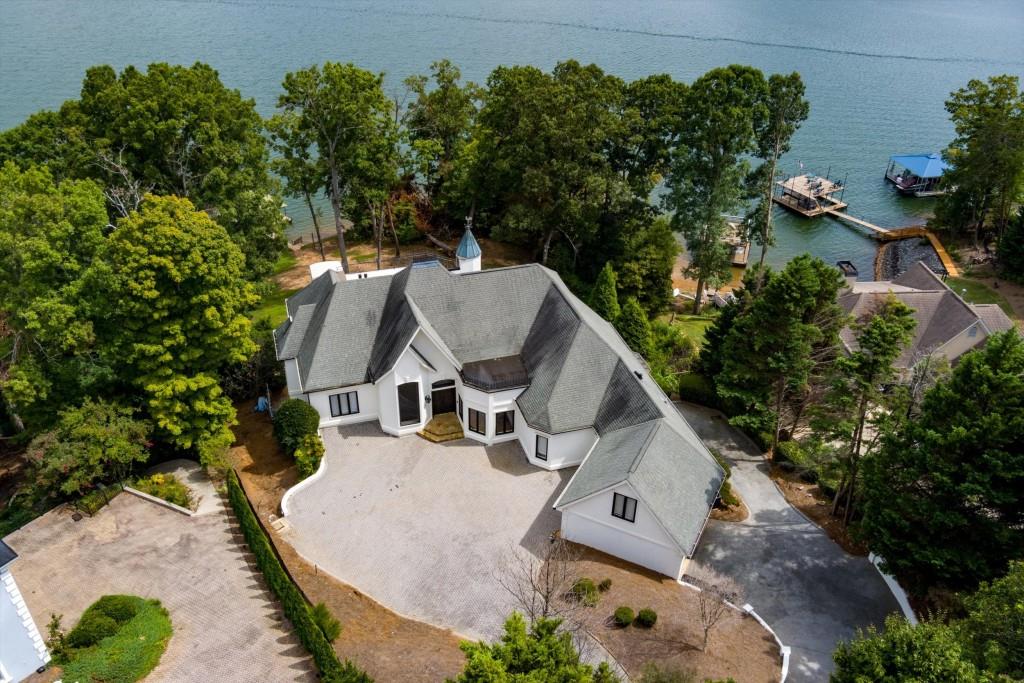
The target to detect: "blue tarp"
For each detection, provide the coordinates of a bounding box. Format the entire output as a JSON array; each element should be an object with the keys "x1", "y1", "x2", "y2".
[{"x1": 889, "y1": 153, "x2": 950, "y2": 179}]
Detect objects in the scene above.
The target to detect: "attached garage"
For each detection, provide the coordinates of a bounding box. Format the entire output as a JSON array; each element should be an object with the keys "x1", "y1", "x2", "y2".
[{"x1": 555, "y1": 419, "x2": 722, "y2": 579}]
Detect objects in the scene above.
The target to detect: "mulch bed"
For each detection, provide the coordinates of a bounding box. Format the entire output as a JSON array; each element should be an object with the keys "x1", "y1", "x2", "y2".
[{"x1": 571, "y1": 546, "x2": 781, "y2": 683}]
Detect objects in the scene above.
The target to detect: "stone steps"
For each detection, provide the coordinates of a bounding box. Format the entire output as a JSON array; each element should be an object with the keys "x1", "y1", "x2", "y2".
[{"x1": 418, "y1": 413, "x2": 464, "y2": 443}]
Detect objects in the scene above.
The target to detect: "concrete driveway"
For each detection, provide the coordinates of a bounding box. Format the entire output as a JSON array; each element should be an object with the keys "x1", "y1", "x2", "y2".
[
  {"x1": 5, "y1": 461, "x2": 314, "y2": 683},
  {"x1": 676, "y1": 403, "x2": 901, "y2": 683},
  {"x1": 281, "y1": 422, "x2": 571, "y2": 641}
]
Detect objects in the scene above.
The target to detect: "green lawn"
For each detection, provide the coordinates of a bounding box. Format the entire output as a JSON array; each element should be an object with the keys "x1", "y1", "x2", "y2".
[
  {"x1": 272, "y1": 251, "x2": 297, "y2": 275},
  {"x1": 947, "y1": 277, "x2": 1017, "y2": 319},
  {"x1": 60, "y1": 596, "x2": 173, "y2": 683},
  {"x1": 251, "y1": 287, "x2": 299, "y2": 327},
  {"x1": 663, "y1": 314, "x2": 716, "y2": 346}
]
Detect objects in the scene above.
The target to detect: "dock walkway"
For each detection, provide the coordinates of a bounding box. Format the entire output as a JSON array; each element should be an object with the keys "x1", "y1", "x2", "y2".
[{"x1": 823, "y1": 207, "x2": 958, "y2": 276}]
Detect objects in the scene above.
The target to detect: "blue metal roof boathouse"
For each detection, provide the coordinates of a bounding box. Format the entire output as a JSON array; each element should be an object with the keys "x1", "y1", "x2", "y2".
[{"x1": 885, "y1": 153, "x2": 950, "y2": 197}]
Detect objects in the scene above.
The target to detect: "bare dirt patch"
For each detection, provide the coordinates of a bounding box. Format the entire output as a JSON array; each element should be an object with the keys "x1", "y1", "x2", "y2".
[
  {"x1": 571, "y1": 545, "x2": 781, "y2": 683},
  {"x1": 229, "y1": 403, "x2": 466, "y2": 683},
  {"x1": 770, "y1": 466, "x2": 868, "y2": 556}
]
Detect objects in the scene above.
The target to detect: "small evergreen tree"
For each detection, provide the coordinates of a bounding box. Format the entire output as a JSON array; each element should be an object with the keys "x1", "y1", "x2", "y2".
[
  {"x1": 448, "y1": 612, "x2": 618, "y2": 682},
  {"x1": 616, "y1": 297, "x2": 653, "y2": 358},
  {"x1": 590, "y1": 262, "x2": 621, "y2": 322}
]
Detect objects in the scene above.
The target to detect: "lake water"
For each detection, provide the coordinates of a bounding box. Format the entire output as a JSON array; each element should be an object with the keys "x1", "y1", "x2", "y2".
[{"x1": 2, "y1": 0, "x2": 1022, "y2": 276}]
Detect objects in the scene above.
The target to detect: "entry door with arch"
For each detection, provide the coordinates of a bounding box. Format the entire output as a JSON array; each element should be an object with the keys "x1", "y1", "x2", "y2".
[
  {"x1": 397, "y1": 382, "x2": 421, "y2": 426},
  {"x1": 431, "y1": 379, "x2": 456, "y2": 415}
]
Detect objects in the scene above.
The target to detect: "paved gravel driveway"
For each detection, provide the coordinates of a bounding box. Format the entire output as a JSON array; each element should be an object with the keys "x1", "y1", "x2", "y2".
[
  {"x1": 282, "y1": 423, "x2": 571, "y2": 641},
  {"x1": 5, "y1": 461, "x2": 314, "y2": 682},
  {"x1": 676, "y1": 403, "x2": 901, "y2": 683}
]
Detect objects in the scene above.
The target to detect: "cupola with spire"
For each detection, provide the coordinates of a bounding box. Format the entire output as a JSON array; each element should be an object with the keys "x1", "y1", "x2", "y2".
[{"x1": 456, "y1": 216, "x2": 482, "y2": 273}]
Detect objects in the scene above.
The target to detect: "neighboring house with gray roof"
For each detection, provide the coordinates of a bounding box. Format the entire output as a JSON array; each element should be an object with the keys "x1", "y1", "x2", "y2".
[
  {"x1": 275, "y1": 231, "x2": 724, "y2": 578},
  {"x1": 839, "y1": 261, "x2": 1017, "y2": 370}
]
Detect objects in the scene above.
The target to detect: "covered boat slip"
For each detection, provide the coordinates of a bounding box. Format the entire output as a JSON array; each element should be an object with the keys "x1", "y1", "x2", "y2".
[{"x1": 885, "y1": 153, "x2": 949, "y2": 197}]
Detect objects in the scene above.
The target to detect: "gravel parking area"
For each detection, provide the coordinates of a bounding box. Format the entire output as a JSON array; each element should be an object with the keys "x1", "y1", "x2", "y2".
[
  {"x1": 281, "y1": 423, "x2": 572, "y2": 641},
  {"x1": 5, "y1": 462, "x2": 314, "y2": 683}
]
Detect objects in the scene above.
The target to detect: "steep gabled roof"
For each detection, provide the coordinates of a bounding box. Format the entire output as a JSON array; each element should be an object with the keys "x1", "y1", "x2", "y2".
[{"x1": 555, "y1": 419, "x2": 724, "y2": 555}]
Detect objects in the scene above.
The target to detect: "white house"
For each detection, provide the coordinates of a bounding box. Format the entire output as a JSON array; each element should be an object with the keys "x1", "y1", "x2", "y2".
[
  {"x1": 274, "y1": 228, "x2": 724, "y2": 578},
  {"x1": 0, "y1": 540, "x2": 49, "y2": 683}
]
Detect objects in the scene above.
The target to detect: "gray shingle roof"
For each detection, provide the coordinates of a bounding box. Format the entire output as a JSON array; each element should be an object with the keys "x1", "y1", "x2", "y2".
[
  {"x1": 0, "y1": 539, "x2": 16, "y2": 568},
  {"x1": 840, "y1": 262, "x2": 994, "y2": 368},
  {"x1": 555, "y1": 419, "x2": 724, "y2": 555},
  {"x1": 275, "y1": 261, "x2": 724, "y2": 556},
  {"x1": 972, "y1": 304, "x2": 1015, "y2": 334}
]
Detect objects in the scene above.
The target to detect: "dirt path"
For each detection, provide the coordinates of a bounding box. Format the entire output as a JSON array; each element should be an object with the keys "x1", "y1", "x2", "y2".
[{"x1": 229, "y1": 404, "x2": 466, "y2": 683}]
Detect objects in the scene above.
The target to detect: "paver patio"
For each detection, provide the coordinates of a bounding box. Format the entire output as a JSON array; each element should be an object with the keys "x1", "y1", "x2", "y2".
[
  {"x1": 281, "y1": 422, "x2": 572, "y2": 641},
  {"x1": 4, "y1": 461, "x2": 314, "y2": 683}
]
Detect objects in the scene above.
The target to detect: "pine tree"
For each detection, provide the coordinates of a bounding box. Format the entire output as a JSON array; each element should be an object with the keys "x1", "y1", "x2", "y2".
[
  {"x1": 616, "y1": 297, "x2": 653, "y2": 358},
  {"x1": 590, "y1": 262, "x2": 621, "y2": 321}
]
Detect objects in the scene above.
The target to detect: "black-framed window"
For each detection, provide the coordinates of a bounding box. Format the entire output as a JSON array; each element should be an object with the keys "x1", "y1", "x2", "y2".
[
  {"x1": 329, "y1": 391, "x2": 359, "y2": 417},
  {"x1": 457, "y1": 394, "x2": 463, "y2": 422},
  {"x1": 496, "y1": 410, "x2": 514, "y2": 435},
  {"x1": 535, "y1": 435, "x2": 548, "y2": 461},
  {"x1": 611, "y1": 493, "x2": 637, "y2": 523},
  {"x1": 468, "y1": 408, "x2": 485, "y2": 435}
]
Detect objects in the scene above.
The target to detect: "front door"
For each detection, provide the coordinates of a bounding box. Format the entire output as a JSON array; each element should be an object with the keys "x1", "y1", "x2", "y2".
[
  {"x1": 397, "y1": 382, "x2": 421, "y2": 426},
  {"x1": 431, "y1": 387, "x2": 456, "y2": 415}
]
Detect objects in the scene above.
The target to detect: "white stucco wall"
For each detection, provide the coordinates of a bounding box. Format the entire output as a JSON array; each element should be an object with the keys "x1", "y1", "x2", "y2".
[
  {"x1": 0, "y1": 567, "x2": 48, "y2": 682},
  {"x1": 518, "y1": 424, "x2": 597, "y2": 470},
  {"x1": 458, "y1": 384, "x2": 524, "y2": 445},
  {"x1": 559, "y1": 482, "x2": 686, "y2": 578},
  {"x1": 305, "y1": 383, "x2": 378, "y2": 429},
  {"x1": 376, "y1": 330, "x2": 459, "y2": 436}
]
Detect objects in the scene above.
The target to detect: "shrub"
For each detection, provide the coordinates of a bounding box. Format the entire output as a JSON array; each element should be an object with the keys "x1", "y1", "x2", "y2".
[
  {"x1": 226, "y1": 471, "x2": 371, "y2": 682},
  {"x1": 598, "y1": 578, "x2": 612, "y2": 593},
  {"x1": 311, "y1": 602, "x2": 342, "y2": 642},
  {"x1": 709, "y1": 449, "x2": 740, "y2": 508},
  {"x1": 614, "y1": 606, "x2": 635, "y2": 627},
  {"x1": 75, "y1": 487, "x2": 116, "y2": 515},
  {"x1": 295, "y1": 434, "x2": 325, "y2": 480},
  {"x1": 571, "y1": 578, "x2": 599, "y2": 607},
  {"x1": 91, "y1": 595, "x2": 139, "y2": 624},
  {"x1": 132, "y1": 473, "x2": 192, "y2": 509},
  {"x1": 273, "y1": 399, "x2": 321, "y2": 455},
  {"x1": 45, "y1": 614, "x2": 67, "y2": 660},
  {"x1": 66, "y1": 611, "x2": 119, "y2": 648},
  {"x1": 677, "y1": 372, "x2": 716, "y2": 407},
  {"x1": 640, "y1": 663, "x2": 697, "y2": 682},
  {"x1": 636, "y1": 608, "x2": 658, "y2": 628}
]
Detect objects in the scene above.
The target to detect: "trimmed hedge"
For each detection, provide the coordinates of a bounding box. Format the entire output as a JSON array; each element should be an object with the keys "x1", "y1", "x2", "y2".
[
  {"x1": 226, "y1": 470, "x2": 371, "y2": 682},
  {"x1": 67, "y1": 612, "x2": 120, "y2": 648},
  {"x1": 677, "y1": 372, "x2": 717, "y2": 407},
  {"x1": 273, "y1": 399, "x2": 321, "y2": 456}
]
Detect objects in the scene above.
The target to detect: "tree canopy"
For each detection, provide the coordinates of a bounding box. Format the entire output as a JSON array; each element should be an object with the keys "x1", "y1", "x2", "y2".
[
  {"x1": 859, "y1": 331, "x2": 1024, "y2": 593},
  {"x1": 448, "y1": 612, "x2": 618, "y2": 683},
  {"x1": 0, "y1": 62, "x2": 287, "y2": 277},
  {"x1": 92, "y1": 195, "x2": 256, "y2": 465}
]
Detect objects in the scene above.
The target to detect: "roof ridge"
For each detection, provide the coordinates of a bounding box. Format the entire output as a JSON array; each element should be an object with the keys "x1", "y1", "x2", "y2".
[{"x1": 626, "y1": 419, "x2": 663, "y2": 474}]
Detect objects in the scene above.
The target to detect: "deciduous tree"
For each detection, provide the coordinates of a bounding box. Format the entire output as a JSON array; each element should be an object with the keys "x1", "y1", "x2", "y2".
[
  {"x1": 92, "y1": 195, "x2": 256, "y2": 466},
  {"x1": 27, "y1": 399, "x2": 150, "y2": 499},
  {"x1": 666, "y1": 65, "x2": 766, "y2": 312},
  {"x1": 960, "y1": 560, "x2": 1024, "y2": 679}
]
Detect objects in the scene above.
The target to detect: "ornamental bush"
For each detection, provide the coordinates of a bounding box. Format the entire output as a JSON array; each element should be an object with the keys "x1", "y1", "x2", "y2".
[
  {"x1": 636, "y1": 608, "x2": 658, "y2": 628},
  {"x1": 598, "y1": 578, "x2": 612, "y2": 593},
  {"x1": 273, "y1": 399, "x2": 321, "y2": 455},
  {"x1": 66, "y1": 612, "x2": 119, "y2": 648},
  {"x1": 571, "y1": 578, "x2": 599, "y2": 607},
  {"x1": 614, "y1": 606, "x2": 634, "y2": 627},
  {"x1": 91, "y1": 595, "x2": 140, "y2": 624},
  {"x1": 295, "y1": 434, "x2": 325, "y2": 480},
  {"x1": 132, "y1": 473, "x2": 193, "y2": 509}
]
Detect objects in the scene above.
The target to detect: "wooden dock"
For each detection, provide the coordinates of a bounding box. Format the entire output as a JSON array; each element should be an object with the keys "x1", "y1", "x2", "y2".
[{"x1": 823, "y1": 207, "x2": 959, "y2": 276}]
